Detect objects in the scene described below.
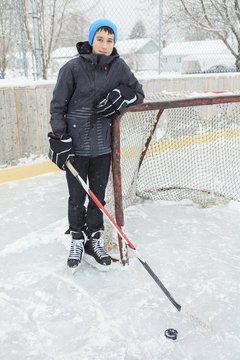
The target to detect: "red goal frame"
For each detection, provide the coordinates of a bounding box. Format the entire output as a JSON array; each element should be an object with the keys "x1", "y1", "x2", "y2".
[{"x1": 110, "y1": 94, "x2": 240, "y2": 264}]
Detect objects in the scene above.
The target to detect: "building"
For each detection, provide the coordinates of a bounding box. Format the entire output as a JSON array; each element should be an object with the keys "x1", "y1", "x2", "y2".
[
  {"x1": 116, "y1": 38, "x2": 159, "y2": 72},
  {"x1": 162, "y1": 40, "x2": 235, "y2": 73}
]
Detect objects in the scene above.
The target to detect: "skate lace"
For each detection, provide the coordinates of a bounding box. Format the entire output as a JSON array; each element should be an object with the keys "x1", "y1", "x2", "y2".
[
  {"x1": 69, "y1": 239, "x2": 84, "y2": 260},
  {"x1": 92, "y1": 236, "x2": 108, "y2": 259}
]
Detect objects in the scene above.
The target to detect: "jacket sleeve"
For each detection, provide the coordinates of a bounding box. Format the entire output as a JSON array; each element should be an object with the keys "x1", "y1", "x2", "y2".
[
  {"x1": 120, "y1": 59, "x2": 145, "y2": 104},
  {"x1": 49, "y1": 62, "x2": 76, "y2": 135}
]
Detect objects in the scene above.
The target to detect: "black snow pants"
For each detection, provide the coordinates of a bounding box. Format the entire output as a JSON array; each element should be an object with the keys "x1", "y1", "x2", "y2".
[{"x1": 66, "y1": 154, "x2": 111, "y2": 235}]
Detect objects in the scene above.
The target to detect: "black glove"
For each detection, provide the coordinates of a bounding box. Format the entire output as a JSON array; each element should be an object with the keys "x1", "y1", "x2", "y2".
[
  {"x1": 48, "y1": 132, "x2": 73, "y2": 170},
  {"x1": 96, "y1": 85, "x2": 137, "y2": 119}
]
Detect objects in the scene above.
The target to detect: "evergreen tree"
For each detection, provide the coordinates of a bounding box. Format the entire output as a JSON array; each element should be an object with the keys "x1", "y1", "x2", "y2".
[{"x1": 129, "y1": 20, "x2": 146, "y2": 39}]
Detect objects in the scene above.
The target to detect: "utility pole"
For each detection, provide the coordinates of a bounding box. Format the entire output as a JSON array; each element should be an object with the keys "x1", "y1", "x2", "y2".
[
  {"x1": 32, "y1": 0, "x2": 42, "y2": 79},
  {"x1": 158, "y1": 0, "x2": 163, "y2": 74},
  {"x1": 17, "y1": 0, "x2": 28, "y2": 77}
]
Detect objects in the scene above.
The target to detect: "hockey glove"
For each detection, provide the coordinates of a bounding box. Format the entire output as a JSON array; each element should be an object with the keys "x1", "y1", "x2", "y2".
[
  {"x1": 96, "y1": 85, "x2": 137, "y2": 119},
  {"x1": 48, "y1": 132, "x2": 73, "y2": 170}
]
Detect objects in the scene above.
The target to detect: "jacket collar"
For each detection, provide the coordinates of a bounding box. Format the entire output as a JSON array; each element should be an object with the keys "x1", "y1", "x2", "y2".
[{"x1": 76, "y1": 41, "x2": 119, "y2": 65}]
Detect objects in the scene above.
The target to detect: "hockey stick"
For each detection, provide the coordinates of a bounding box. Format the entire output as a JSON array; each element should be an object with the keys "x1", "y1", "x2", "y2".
[{"x1": 65, "y1": 160, "x2": 181, "y2": 312}]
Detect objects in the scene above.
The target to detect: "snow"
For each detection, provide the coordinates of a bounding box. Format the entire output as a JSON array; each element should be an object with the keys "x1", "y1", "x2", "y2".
[
  {"x1": 0, "y1": 78, "x2": 55, "y2": 88},
  {"x1": 0, "y1": 70, "x2": 238, "y2": 87},
  {"x1": 1, "y1": 170, "x2": 240, "y2": 359},
  {"x1": 162, "y1": 40, "x2": 230, "y2": 57},
  {"x1": 0, "y1": 154, "x2": 50, "y2": 169}
]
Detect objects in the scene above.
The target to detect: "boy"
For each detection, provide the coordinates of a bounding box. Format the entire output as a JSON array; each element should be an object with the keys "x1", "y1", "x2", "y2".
[{"x1": 49, "y1": 19, "x2": 144, "y2": 271}]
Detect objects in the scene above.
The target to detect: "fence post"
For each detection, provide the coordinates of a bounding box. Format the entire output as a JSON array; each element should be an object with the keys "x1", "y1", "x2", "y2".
[
  {"x1": 32, "y1": 0, "x2": 43, "y2": 79},
  {"x1": 17, "y1": 0, "x2": 28, "y2": 78},
  {"x1": 158, "y1": 0, "x2": 163, "y2": 74}
]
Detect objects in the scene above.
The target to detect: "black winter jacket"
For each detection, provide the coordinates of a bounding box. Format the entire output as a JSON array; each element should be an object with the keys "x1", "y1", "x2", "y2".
[{"x1": 50, "y1": 42, "x2": 145, "y2": 157}]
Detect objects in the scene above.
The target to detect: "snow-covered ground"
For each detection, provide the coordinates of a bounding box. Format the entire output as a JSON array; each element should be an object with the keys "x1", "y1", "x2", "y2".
[{"x1": 1, "y1": 171, "x2": 240, "y2": 360}]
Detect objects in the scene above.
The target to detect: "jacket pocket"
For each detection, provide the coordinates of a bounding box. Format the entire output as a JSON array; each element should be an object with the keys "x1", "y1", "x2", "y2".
[{"x1": 66, "y1": 112, "x2": 91, "y2": 152}]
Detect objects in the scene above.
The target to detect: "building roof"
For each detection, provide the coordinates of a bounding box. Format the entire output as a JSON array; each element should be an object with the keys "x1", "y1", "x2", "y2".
[
  {"x1": 163, "y1": 40, "x2": 230, "y2": 57},
  {"x1": 51, "y1": 47, "x2": 78, "y2": 59},
  {"x1": 116, "y1": 38, "x2": 158, "y2": 55}
]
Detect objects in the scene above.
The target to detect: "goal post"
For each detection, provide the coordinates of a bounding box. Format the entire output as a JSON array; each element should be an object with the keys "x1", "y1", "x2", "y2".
[{"x1": 104, "y1": 92, "x2": 240, "y2": 263}]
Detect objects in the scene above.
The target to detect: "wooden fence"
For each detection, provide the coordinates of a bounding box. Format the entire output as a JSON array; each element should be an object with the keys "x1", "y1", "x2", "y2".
[
  {"x1": 0, "y1": 82, "x2": 54, "y2": 166},
  {"x1": 1, "y1": 73, "x2": 240, "y2": 166}
]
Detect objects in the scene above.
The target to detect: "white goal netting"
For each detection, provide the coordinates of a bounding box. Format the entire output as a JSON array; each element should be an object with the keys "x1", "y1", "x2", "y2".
[{"x1": 104, "y1": 92, "x2": 240, "y2": 251}]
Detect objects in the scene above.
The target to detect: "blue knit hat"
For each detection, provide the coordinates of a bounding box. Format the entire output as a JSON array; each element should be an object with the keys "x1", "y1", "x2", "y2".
[{"x1": 88, "y1": 19, "x2": 117, "y2": 46}]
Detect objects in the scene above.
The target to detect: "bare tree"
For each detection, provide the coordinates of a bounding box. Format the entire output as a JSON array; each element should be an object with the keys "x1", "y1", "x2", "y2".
[
  {"x1": 135, "y1": 0, "x2": 183, "y2": 43},
  {"x1": 57, "y1": 10, "x2": 90, "y2": 47},
  {"x1": 21, "y1": 0, "x2": 74, "y2": 79},
  {"x1": 179, "y1": 0, "x2": 240, "y2": 70},
  {"x1": 0, "y1": 0, "x2": 16, "y2": 78},
  {"x1": 21, "y1": 0, "x2": 98, "y2": 79}
]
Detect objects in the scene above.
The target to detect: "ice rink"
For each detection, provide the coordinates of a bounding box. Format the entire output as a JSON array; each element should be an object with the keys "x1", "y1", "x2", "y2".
[{"x1": 1, "y1": 170, "x2": 240, "y2": 359}]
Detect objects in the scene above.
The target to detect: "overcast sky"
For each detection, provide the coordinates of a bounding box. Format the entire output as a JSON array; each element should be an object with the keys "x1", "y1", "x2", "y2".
[{"x1": 81, "y1": 0, "x2": 159, "y2": 40}]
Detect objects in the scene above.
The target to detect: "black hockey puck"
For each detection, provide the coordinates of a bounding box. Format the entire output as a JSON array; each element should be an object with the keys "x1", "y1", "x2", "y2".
[{"x1": 164, "y1": 328, "x2": 178, "y2": 340}]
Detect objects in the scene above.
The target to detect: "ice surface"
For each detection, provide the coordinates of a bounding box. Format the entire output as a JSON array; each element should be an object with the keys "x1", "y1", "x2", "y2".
[{"x1": 0, "y1": 171, "x2": 240, "y2": 359}]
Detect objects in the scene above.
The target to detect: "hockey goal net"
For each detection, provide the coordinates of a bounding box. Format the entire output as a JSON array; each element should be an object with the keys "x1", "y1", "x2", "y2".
[{"x1": 104, "y1": 92, "x2": 240, "y2": 255}]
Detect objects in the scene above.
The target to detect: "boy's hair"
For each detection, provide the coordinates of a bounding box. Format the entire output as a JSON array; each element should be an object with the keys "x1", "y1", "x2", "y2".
[{"x1": 97, "y1": 26, "x2": 114, "y2": 36}]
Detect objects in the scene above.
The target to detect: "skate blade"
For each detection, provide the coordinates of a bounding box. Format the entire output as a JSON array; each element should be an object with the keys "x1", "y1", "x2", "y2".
[
  {"x1": 84, "y1": 253, "x2": 110, "y2": 272},
  {"x1": 71, "y1": 267, "x2": 78, "y2": 275}
]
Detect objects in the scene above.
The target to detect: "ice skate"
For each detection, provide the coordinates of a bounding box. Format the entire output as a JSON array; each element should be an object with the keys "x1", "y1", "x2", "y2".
[
  {"x1": 67, "y1": 231, "x2": 85, "y2": 269},
  {"x1": 84, "y1": 230, "x2": 111, "y2": 271}
]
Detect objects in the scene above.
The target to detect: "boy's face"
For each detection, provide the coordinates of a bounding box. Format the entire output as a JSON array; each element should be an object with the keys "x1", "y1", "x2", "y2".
[{"x1": 92, "y1": 29, "x2": 114, "y2": 56}]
